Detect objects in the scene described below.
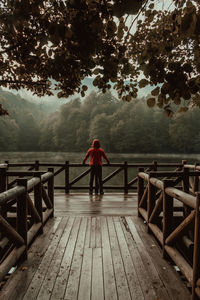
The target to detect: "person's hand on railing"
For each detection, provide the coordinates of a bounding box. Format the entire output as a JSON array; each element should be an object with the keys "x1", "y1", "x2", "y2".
[{"x1": 82, "y1": 161, "x2": 86, "y2": 165}]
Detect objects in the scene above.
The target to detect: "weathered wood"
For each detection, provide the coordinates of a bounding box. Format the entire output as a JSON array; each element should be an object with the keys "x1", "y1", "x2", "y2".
[
  {"x1": 0, "y1": 218, "x2": 61, "y2": 300},
  {"x1": 123, "y1": 161, "x2": 128, "y2": 194},
  {"x1": 192, "y1": 193, "x2": 200, "y2": 300},
  {"x1": 138, "y1": 171, "x2": 149, "y2": 181},
  {"x1": 147, "y1": 172, "x2": 156, "y2": 223},
  {"x1": 50, "y1": 217, "x2": 80, "y2": 300},
  {"x1": 27, "y1": 177, "x2": 40, "y2": 191},
  {"x1": 78, "y1": 218, "x2": 92, "y2": 300},
  {"x1": 149, "y1": 193, "x2": 163, "y2": 223},
  {"x1": 182, "y1": 166, "x2": 191, "y2": 218},
  {"x1": 102, "y1": 167, "x2": 123, "y2": 184},
  {"x1": 92, "y1": 248, "x2": 104, "y2": 300},
  {"x1": 54, "y1": 165, "x2": 65, "y2": 177},
  {"x1": 27, "y1": 222, "x2": 42, "y2": 246},
  {"x1": 166, "y1": 210, "x2": 195, "y2": 245},
  {"x1": 138, "y1": 207, "x2": 148, "y2": 221},
  {"x1": 107, "y1": 217, "x2": 131, "y2": 300},
  {"x1": 0, "y1": 215, "x2": 24, "y2": 247},
  {"x1": 120, "y1": 218, "x2": 156, "y2": 299},
  {"x1": 69, "y1": 168, "x2": 91, "y2": 186},
  {"x1": 65, "y1": 161, "x2": 69, "y2": 194},
  {"x1": 138, "y1": 167, "x2": 144, "y2": 217},
  {"x1": 114, "y1": 217, "x2": 144, "y2": 299},
  {"x1": 34, "y1": 160, "x2": 39, "y2": 171},
  {"x1": 148, "y1": 223, "x2": 163, "y2": 244},
  {"x1": 47, "y1": 167, "x2": 54, "y2": 217},
  {"x1": 149, "y1": 177, "x2": 164, "y2": 190},
  {"x1": 27, "y1": 194, "x2": 41, "y2": 223},
  {"x1": 138, "y1": 185, "x2": 148, "y2": 208},
  {"x1": 41, "y1": 171, "x2": 53, "y2": 184},
  {"x1": 16, "y1": 178, "x2": 28, "y2": 261},
  {"x1": 125, "y1": 216, "x2": 171, "y2": 300},
  {"x1": 0, "y1": 245, "x2": 26, "y2": 282},
  {"x1": 64, "y1": 217, "x2": 87, "y2": 300},
  {"x1": 101, "y1": 217, "x2": 117, "y2": 300},
  {"x1": 164, "y1": 245, "x2": 193, "y2": 284},
  {"x1": 23, "y1": 217, "x2": 70, "y2": 300},
  {"x1": 0, "y1": 166, "x2": 7, "y2": 194},
  {"x1": 165, "y1": 187, "x2": 196, "y2": 209},
  {"x1": 33, "y1": 172, "x2": 43, "y2": 232},
  {"x1": 0, "y1": 166, "x2": 7, "y2": 217},
  {"x1": 41, "y1": 186, "x2": 53, "y2": 209},
  {"x1": 163, "y1": 180, "x2": 174, "y2": 258},
  {"x1": 134, "y1": 216, "x2": 191, "y2": 300}
]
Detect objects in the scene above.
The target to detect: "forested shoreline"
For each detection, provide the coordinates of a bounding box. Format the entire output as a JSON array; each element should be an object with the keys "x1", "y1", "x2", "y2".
[{"x1": 0, "y1": 89, "x2": 200, "y2": 154}]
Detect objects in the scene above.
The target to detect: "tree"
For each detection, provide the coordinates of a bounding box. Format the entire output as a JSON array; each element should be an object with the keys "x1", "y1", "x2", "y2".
[{"x1": 1, "y1": 0, "x2": 199, "y2": 115}]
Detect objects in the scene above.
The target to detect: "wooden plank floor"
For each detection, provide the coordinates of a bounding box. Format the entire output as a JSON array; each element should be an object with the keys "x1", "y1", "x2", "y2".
[
  {"x1": 54, "y1": 193, "x2": 138, "y2": 216},
  {"x1": 0, "y1": 194, "x2": 191, "y2": 300}
]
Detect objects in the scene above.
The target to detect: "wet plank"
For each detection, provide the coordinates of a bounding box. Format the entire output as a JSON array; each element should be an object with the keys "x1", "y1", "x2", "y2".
[
  {"x1": 133, "y1": 216, "x2": 191, "y2": 300},
  {"x1": 101, "y1": 217, "x2": 118, "y2": 300},
  {"x1": 0, "y1": 195, "x2": 192, "y2": 300}
]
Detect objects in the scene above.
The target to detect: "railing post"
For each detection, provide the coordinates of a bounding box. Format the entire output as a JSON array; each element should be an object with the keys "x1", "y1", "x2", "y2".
[
  {"x1": 124, "y1": 161, "x2": 128, "y2": 194},
  {"x1": 153, "y1": 160, "x2": 157, "y2": 171},
  {"x1": 163, "y1": 179, "x2": 174, "y2": 259},
  {"x1": 194, "y1": 163, "x2": 199, "y2": 193},
  {"x1": 4, "y1": 160, "x2": 9, "y2": 188},
  {"x1": 17, "y1": 178, "x2": 28, "y2": 261},
  {"x1": 147, "y1": 172, "x2": 156, "y2": 232},
  {"x1": 65, "y1": 161, "x2": 69, "y2": 194},
  {"x1": 34, "y1": 172, "x2": 43, "y2": 233},
  {"x1": 35, "y1": 160, "x2": 39, "y2": 171},
  {"x1": 182, "y1": 165, "x2": 191, "y2": 217},
  {"x1": 48, "y1": 168, "x2": 54, "y2": 217},
  {"x1": 0, "y1": 166, "x2": 7, "y2": 218},
  {"x1": 192, "y1": 192, "x2": 200, "y2": 300},
  {"x1": 138, "y1": 167, "x2": 144, "y2": 217}
]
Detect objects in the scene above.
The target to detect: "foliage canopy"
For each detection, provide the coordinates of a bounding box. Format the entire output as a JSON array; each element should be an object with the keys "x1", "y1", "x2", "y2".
[{"x1": 0, "y1": 0, "x2": 200, "y2": 115}]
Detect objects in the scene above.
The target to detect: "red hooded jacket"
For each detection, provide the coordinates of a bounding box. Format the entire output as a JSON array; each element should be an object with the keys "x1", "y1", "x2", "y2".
[{"x1": 83, "y1": 139, "x2": 109, "y2": 166}]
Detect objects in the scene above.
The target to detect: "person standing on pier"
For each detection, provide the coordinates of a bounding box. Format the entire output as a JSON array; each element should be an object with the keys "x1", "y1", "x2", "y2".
[{"x1": 83, "y1": 139, "x2": 110, "y2": 195}]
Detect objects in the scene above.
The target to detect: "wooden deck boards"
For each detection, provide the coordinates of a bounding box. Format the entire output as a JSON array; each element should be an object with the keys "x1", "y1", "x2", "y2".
[
  {"x1": 0, "y1": 194, "x2": 191, "y2": 300},
  {"x1": 54, "y1": 193, "x2": 138, "y2": 216}
]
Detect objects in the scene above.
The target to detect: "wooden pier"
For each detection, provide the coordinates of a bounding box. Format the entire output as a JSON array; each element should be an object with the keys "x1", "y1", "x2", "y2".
[{"x1": 0, "y1": 161, "x2": 200, "y2": 299}]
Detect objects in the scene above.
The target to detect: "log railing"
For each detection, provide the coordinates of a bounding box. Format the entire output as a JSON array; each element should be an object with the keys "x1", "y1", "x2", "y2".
[
  {"x1": 0, "y1": 167, "x2": 54, "y2": 282},
  {"x1": 138, "y1": 165, "x2": 200, "y2": 300},
  {"x1": 3, "y1": 160, "x2": 184, "y2": 194}
]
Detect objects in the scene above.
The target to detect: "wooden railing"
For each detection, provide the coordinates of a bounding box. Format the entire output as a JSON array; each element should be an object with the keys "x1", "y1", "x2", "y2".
[
  {"x1": 0, "y1": 166, "x2": 54, "y2": 282},
  {"x1": 3, "y1": 160, "x2": 184, "y2": 193},
  {"x1": 137, "y1": 164, "x2": 200, "y2": 300}
]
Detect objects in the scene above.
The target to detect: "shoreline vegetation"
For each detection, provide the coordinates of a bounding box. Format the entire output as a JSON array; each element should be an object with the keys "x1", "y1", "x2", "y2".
[{"x1": 1, "y1": 89, "x2": 200, "y2": 154}]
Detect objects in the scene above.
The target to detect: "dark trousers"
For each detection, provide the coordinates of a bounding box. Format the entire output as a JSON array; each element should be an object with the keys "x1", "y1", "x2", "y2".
[{"x1": 90, "y1": 165, "x2": 103, "y2": 193}]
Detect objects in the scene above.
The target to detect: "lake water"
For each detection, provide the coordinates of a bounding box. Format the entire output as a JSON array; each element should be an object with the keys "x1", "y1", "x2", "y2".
[{"x1": 0, "y1": 152, "x2": 199, "y2": 190}]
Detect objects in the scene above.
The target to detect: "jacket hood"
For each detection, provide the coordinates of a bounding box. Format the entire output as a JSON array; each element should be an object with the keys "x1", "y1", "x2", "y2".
[{"x1": 92, "y1": 139, "x2": 100, "y2": 149}]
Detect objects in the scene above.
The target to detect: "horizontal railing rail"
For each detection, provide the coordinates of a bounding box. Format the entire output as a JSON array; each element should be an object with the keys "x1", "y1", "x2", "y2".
[
  {"x1": 2, "y1": 160, "x2": 187, "y2": 194},
  {"x1": 0, "y1": 166, "x2": 54, "y2": 283},
  {"x1": 137, "y1": 165, "x2": 200, "y2": 300}
]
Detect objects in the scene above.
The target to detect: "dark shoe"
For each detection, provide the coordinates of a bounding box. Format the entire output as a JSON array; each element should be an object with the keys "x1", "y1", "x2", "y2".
[
  {"x1": 89, "y1": 191, "x2": 93, "y2": 195},
  {"x1": 100, "y1": 191, "x2": 104, "y2": 195}
]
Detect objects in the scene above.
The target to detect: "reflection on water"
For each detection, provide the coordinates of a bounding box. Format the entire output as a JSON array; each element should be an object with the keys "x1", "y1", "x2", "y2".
[{"x1": 0, "y1": 152, "x2": 199, "y2": 190}]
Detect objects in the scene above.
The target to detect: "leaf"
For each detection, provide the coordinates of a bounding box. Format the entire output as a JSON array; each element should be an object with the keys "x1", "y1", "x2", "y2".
[
  {"x1": 139, "y1": 79, "x2": 149, "y2": 88},
  {"x1": 57, "y1": 91, "x2": 64, "y2": 98},
  {"x1": 82, "y1": 85, "x2": 88, "y2": 91},
  {"x1": 151, "y1": 87, "x2": 160, "y2": 96},
  {"x1": 147, "y1": 97, "x2": 155, "y2": 107},
  {"x1": 177, "y1": 106, "x2": 189, "y2": 113},
  {"x1": 93, "y1": 69, "x2": 99, "y2": 75}
]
